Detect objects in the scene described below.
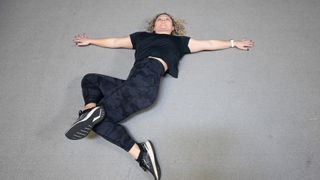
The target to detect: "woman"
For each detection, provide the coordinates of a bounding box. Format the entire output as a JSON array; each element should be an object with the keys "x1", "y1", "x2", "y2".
[{"x1": 66, "y1": 12, "x2": 254, "y2": 180}]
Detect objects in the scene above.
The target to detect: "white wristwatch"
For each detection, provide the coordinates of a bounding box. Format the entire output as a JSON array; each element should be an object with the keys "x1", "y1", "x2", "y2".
[{"x1": 230, "y1": 40, "x2": 235, "y2": 48}]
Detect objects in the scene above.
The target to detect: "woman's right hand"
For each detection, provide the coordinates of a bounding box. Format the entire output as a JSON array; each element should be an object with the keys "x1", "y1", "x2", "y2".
[{"x1": 73, "y1": 33, "x2": 91, "y2": 46}]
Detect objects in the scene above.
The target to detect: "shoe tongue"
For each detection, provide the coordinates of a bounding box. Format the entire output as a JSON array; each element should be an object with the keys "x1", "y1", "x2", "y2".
[
  {"x1": 136, "y1": 147, "x2": 145, "y2": 163},
  {"x1": 137, "y1": 143, "x2": 144, "y2": 150}
]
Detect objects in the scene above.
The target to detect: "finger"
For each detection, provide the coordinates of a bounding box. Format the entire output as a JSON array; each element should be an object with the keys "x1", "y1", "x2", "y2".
[
  {"x1": 75, "y1": 36, "x2": 83, "y2": 41},
  {"x1": 245, "y1": 41, "x2": 254, "y2": 46},
  {"x1": 240, "y1": 46, "x2": 249, "y2": 51},
  {"x1": 246, "y1": 40, "x2": 254, "y2": 44},
  {"x1": 246, "y1": 43, "x2": 253, "y2": 47},
  {"x1": 243, "y1": 39, "x2": 252, "y2": 43},
  {"x1": 75, "y1": 36, "x2": 83, "y2": 40}
]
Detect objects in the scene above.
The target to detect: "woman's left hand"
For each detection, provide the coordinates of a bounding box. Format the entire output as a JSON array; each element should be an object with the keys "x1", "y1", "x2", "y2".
[{"x1": 235, "y1": 39, "x2": 254, "y2": 51}]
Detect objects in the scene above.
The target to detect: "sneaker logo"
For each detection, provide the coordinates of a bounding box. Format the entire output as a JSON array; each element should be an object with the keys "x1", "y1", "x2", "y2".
[{"x1": 93, "y1": 109, "x2": 102, "y2": 123}]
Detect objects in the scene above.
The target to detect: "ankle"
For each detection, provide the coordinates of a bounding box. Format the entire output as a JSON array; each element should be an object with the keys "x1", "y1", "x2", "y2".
[
  {"x1": 84, "y1": 103, "x2": 97, "y2": 110},
  {"x1": 129, "y1": 143, "x2": 141, "y2": 160}
]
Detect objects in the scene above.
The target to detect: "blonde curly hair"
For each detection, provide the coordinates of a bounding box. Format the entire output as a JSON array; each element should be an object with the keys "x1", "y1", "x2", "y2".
[{"x1": 146, "y1": 12, "x2": 186, "y2": 36}]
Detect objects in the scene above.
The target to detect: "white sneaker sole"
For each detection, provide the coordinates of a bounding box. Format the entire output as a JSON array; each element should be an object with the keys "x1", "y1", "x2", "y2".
[
  {"x1": 65, "y1": 107, "x2": 105, "y2": 140},
  {"x1": 145, "y1": 141, "x2": 159, "y2": 180}
]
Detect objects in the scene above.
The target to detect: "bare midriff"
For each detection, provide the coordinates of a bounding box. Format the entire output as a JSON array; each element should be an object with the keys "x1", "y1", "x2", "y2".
[{"x1": 148, "y1": 56, "x2": 168, "y2": 72}]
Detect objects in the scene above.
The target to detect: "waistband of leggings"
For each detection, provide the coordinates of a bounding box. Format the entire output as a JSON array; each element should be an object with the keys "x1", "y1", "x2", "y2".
[
  {"x1": 147, "y1": 57, "x2": 165, "y2": 75},
  {"x1": 134, "y1": 57, "x2": 165, "y2": 75}
]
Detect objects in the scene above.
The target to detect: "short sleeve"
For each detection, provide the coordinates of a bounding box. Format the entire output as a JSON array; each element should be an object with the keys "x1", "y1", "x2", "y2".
[
  {"x1": 180, "y1": 36, "x2": 191, "y2": 54},
  {"x1": 129, "y1": 32, "x2": 142, "y2": 49}
]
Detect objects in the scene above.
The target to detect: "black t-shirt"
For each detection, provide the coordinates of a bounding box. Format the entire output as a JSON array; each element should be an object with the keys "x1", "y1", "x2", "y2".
[{"x1": 130, "y1": 31, "x2": 191, "y2": 78}]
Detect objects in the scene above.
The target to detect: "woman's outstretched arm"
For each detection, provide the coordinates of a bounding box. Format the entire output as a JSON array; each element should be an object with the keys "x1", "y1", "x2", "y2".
[
  {"x1": 188, "y1": 38, "x2": 254, "y2": 53},
  {"x1": 73, "y1": 33, "x2": 133, "y2": 49}
]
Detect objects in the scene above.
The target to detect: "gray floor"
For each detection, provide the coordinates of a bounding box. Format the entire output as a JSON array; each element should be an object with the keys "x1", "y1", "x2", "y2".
[{"x1": 1, "y1": 0, "x2": 320, "y2": 180}]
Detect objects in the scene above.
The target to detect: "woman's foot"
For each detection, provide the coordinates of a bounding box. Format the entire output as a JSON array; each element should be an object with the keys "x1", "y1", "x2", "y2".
[
  {"x1": 65, "y1": 106, "x2": 105, "y2": 140},
  {"x1": 136, "y1": 140, "x2": 161, "y2": 180}
]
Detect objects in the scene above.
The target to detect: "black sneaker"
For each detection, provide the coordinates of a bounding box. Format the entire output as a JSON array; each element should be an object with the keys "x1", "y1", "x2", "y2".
[
  {"x1": 137, "y1": 140, "x2": 161, "y2": 180},
  {"x1": 65, "y1": 106, "x2": 105, "y2": 140}
]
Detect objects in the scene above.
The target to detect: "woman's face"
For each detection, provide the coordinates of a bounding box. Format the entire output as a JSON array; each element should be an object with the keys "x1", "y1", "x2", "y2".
[{"x1": 153, "y1": 14, "x2": 174, "y2": 34}]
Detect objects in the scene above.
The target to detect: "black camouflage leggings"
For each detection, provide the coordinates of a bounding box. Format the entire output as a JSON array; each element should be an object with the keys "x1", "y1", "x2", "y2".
[{"x1": 81, "y1": 57, "x2": 165, "y2": 151}]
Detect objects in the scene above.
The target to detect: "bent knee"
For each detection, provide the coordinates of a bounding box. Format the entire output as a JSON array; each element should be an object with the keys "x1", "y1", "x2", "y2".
[{"x1": 81, "y1": 73, "x2": 98, "y2": 87}]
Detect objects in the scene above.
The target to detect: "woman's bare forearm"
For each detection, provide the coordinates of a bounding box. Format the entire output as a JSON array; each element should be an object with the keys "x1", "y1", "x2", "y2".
[
  {"x1": 73, "y1": 33, "x2": 132, "y2": 49},
  {"x1": 206, "y1": 40, "x2": 233, "y2": 51},
  {"x1": 189, "y1": 38, "x2": 254, "y2": 53},
  {"x1": 88, "y1": 38, "x2": 118, "y2": 48}
]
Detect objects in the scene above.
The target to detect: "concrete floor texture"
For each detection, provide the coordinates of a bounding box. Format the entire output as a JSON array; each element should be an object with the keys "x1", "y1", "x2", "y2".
[{"x1": 1, "y1": 0, "x2": 319, "y2": 180}]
